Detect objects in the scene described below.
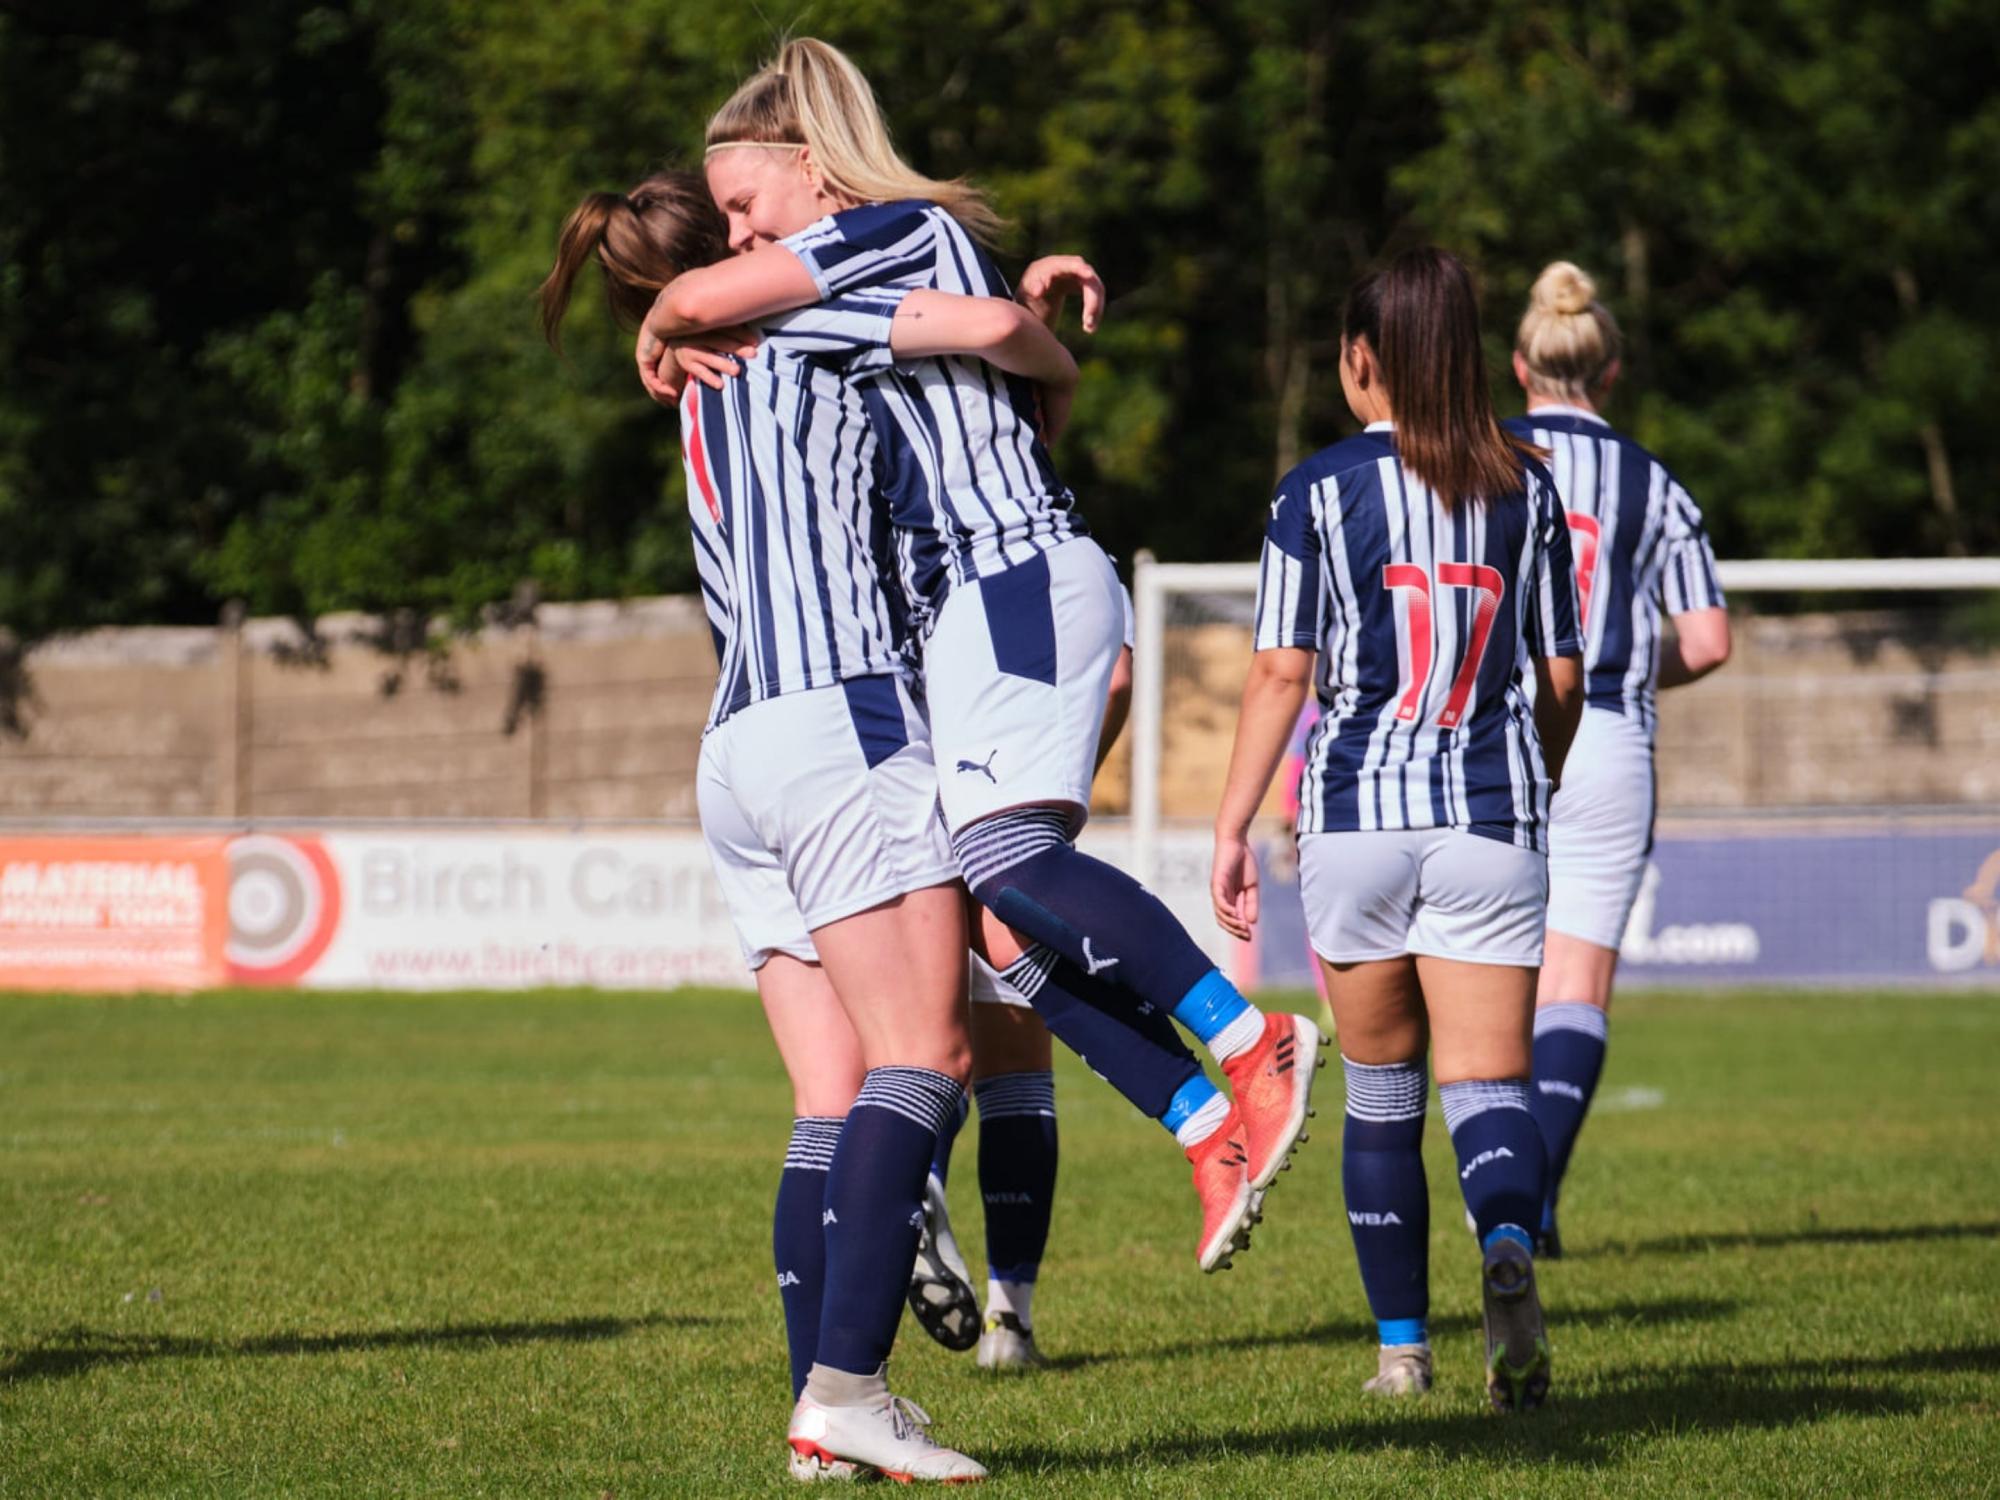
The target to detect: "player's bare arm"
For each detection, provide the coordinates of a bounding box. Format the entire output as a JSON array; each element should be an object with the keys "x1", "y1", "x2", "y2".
[
  {"x1": 636, "y1": 245, "x2": 821, "y2": 401},
  {"x1": 1657, "y1": 606, "x2": 1731, "y2": 688},
  {"x1": 1211, "y1": 646, "x2": 1316, "y2": 943},
  {"x1": 1095, "y1": 647, "x2": 1133, "y2": 769},
  {"x1": 892, "y1": 291, "x2": 1079, "y2": 441},
  {"x1": 1532, "y1": 653, "x2": 1585, "y2": 787}
]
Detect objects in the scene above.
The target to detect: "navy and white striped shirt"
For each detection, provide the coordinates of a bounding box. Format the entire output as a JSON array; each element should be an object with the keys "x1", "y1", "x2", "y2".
[
  {"x1": 1504, "y1": 408, "x2": 1724, "y2": 735},
  {"x1": 1254, "y1": 424, "x2": 1583, "y2": 850},
  {"x1": 684, "y1": 296, "x2": 913, "y2": 731},
  {"x1": 783, "y1": 200, "x2": 1083, "y2": 629}
]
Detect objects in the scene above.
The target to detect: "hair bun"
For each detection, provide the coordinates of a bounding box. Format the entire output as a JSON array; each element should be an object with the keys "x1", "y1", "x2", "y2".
[{"x1": 1531, "y1": 261, "x2": 1596, "y2": 317}]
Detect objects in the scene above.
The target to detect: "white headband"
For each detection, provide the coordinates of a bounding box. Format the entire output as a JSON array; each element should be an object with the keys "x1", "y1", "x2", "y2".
[{"x1": 703, "y1": 140, "x2": 807, "y2": 155}]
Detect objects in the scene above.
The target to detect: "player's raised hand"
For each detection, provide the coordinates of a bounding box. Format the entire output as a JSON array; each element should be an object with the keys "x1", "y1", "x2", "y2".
[
  {"x1": 1017, "y1": 255, "x2": 1105, "y2": 334},
  {"x1": 635, "y1": 320, "x2": 679, "y2": 406},
  {"x1": 1211, "y1": 833, "x2": 1260, "y2": 943},
  {"x1": 674, "y1": 327, "x2": 762, "y2": 391}
]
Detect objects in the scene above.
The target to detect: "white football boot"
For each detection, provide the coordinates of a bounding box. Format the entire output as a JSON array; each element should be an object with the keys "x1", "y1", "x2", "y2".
[
  {"x1": 975, "y1": 1312, "x2": 1046, "y2": 1372},
  {"x1": 907, "y1": 1171, "x2": 981, "y2": 1351},
  {"x1": 1360, "y1": 1342, "x2": 1433, "y2": 1397},
  {"x1": 786, "y1": 1446, "x2": 858, "y2": 1483},
  {"x1": 789, "y1": 1390, "x2": 987, "y2": 1483}
]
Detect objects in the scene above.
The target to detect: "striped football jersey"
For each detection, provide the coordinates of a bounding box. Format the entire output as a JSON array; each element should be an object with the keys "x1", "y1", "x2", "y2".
[
  {"x1": 1255, "y1": 424, "x2": 1583, "y2": 849},
  {"x1": 782, "y1": 200, "x2": 1083, "y2": 629},
  {"x1": 1503, "y1": 407, "x2": 1724, "y2": 735},
  {"x1": 684, "y1": 295, "x2": 914, "y2": 731}
]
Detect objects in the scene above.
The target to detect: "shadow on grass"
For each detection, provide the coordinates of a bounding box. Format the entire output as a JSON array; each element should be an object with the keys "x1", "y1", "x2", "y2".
[
  {"x1": 1, "y1": 1312, "x2": 705, "y2": 1383},
  {"x1": 1041, "y1": 1294, "x2": 1740, "y2": 1372},
  {"x1": 984, "y1": 1347, "x2": 1988, "y2": 1473},
  {"x1": 1584, "y1": 1220, "x2": 2000, "y2": 1259}
]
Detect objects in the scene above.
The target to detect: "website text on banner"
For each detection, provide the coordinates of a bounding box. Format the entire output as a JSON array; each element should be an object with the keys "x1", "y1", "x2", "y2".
[{"x1": 1245, "y1": 819, "x2": 2000, "y2": 989}]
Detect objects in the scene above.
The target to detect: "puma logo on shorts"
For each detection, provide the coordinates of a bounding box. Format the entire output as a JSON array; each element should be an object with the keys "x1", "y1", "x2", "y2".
[{"x1": 956, "y1": 750, "x2": 999, "y2": 783}]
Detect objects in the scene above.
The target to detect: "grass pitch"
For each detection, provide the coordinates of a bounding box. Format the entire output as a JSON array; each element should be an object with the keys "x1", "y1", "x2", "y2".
[{"x1": 3, "y1": 986, "x2": 1997, "y2": 1497}]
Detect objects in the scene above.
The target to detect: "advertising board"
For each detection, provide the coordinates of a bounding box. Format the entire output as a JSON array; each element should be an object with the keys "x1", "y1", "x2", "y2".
[{"x1": 0, "y1": 819, "x2": 1991, "y2": 993}]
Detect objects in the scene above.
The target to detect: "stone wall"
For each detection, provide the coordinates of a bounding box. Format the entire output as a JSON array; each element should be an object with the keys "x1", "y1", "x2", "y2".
[
  {"x1": 0, "y1": 599, "x2": 716, "y2": 822},
  {"x1": 1092, "y1": 606, "x2": 2000, "y2": 817},
  {"x1": 0, "y1": 601, "x2": 1991, "y2": 822}
]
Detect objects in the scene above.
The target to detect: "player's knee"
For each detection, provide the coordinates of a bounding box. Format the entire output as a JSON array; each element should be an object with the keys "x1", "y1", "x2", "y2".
[
  {"x1": 972, "y1": 1006, "x2": 1054, "y2": 1077},
  {"x1": 952, "y1": 807, "x2": 1072, "y2": 919}
]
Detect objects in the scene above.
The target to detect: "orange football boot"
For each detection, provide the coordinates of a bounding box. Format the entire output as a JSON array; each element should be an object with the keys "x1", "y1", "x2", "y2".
[
  {"x1": 1187, "y1": 1109, "x2": 1258, "y2": 1272},
  {"x1": 1222, "y1": 1011, "x2": 1327, "y2": 1188}
]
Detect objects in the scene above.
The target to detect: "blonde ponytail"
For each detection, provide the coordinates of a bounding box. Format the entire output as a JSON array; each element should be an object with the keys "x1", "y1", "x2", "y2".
[
  {"x1": 1514, "y1": 260, "x2": 1621, "y2": 401},
  {"x1": 706, "y1": 37, "x2": 1006, "y2": 246}
]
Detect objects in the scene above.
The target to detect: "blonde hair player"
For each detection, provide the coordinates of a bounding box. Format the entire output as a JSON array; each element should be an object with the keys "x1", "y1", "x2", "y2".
[
  {"x1": 632, "y1": 41, "x2": 1326, "y2": 1376},
  {"x1": 1213, "y1": 247, "x2": 1585, "y2": 1413},
  {"x1": 1506, "y1": 261, "x2": 1730, "y2": 1258},
  {"x1": 542, "y1": 166, "x2": 1101, "y2": 1482},
  {"x1": 631, "y1": 39, "x2": 1319, "y2": 1482}
]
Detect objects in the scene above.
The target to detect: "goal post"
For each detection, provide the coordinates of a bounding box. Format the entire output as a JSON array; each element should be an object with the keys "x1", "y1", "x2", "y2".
[{"x1": 1128, "y1": 552, "x2": 2000, "y2": 892}]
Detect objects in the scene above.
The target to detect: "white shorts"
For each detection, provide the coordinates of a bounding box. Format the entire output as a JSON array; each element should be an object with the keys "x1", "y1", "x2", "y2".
[
  {"x1": 969, "y1": 952, "x2": 1031, "y2": 1008},
  {"x1": 1298, "y1": 827, "x2": 1549, "y2": 968},
  {"x1": 1546, "y1": 707, "x2": 1655, "y2": 950},
  {"x1": 696, "y1": 677, "x2": 958, "y2": 970},
  {"x1": 924, "y1": 538, "x2": 1125, "y2": 835}
]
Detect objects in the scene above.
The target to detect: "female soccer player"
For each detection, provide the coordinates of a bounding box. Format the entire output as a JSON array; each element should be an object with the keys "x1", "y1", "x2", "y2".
[
  {"x1": 633, "y1": 38, "x2": 1324, "y2": 1286},
  {"x1": 1506, "y1": 262, "x2": 1730, "y2": 1256},
  {"x1": 1211, "y1": 247, "x2": 1585, "y2": 1413},
  {"x1": 542, "y1": 170, "x2": 1093, "y2": 1482},
  {"x1": 916, "y1": 596, "x2": 1135, "y2": 1373}
]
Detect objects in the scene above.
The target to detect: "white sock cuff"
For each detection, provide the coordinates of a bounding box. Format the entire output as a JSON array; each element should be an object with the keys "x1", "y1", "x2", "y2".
[
  {"x1": 1172, "y1": 1090, "x2": 1231, "y2": 1148},
  {"x1": 1439, "y1": 1078, "x2": 1530, "y2": 1135},
  {"x1": 1535, "y1": 1003, "x2": 1609, "y2": 1042},
  {"x1": 853, "y1": 1067, "x2": 964, "y2": 1136},
  {"x1": 784, "y1": 1116, "x2": 843, "y2": 1172},
  {"x1": 1207, "y1": 1005, "x2": 1265, "y2": 1063},
  {"x1": 999, "y1": 944, "x2": 1058, "y2": 1000},
  {"x1": 1341, "y1": 1056, "x2": 1428, "y2": 1122},
  {"x1": 973, "y1": 1070, "x2": 1056, "y2": 1119}
]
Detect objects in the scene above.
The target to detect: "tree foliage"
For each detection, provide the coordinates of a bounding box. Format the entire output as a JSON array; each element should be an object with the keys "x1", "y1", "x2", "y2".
[{"x1": 1, "y1": 0, "x2": 1994, "y2": 637}]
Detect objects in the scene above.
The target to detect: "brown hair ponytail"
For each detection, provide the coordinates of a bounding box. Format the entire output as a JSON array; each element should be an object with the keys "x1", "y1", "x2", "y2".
[
  {"x1": 539, "y1": 172, "x2": 729, "y2": 351},
  {"x1": 1343, "y1": 247, "x2": 1539, "y2": 509}
]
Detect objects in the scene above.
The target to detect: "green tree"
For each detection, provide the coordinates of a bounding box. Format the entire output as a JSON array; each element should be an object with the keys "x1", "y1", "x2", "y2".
[
  {"x1": 1398, "y1": 0, "x2": 2000, "y2": 560},
  {"x1": 2, "y1": 0, "x2": 1993, "y2": 646}
]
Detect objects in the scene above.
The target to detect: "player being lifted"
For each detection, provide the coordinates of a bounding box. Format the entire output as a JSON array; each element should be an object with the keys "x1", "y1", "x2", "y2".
[
  {"x1": 1505, "y1": 262, "x2": 1730, "y2": 1256},
  {"x1": 541, "y1": 170, "x2": 1097, "y2": 1482},
  {"x1": 635, "y1": 38, "x2": 1325, "y2": 1292},
  {"x1": 914, "y1": 599, "x2": 1135, "y2": 1373},
  {"x1": 1212, "y1": 248, "x2": 1584, "y2": 1412}
]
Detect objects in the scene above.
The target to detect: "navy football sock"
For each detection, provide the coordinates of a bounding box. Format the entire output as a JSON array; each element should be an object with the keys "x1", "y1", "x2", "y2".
[
  {"x1": 1341, "y1": 1059, "x2": 1431, "y2": 1347},
  {"x1": 815, "y1": 1068, "x2": 964, "y2": 1376},
  {"x1": 957, "y1": 812, "x2": 1226, "y2": 1016},
  {"x1": 1530, "y1": 1003, "x2": 1609, "y2": 1222},
  {"x1": 930, "y1": 1091, "x2": 970, "y2": 1188},
  {"x1": 973, "y1": 1072, "x2": 1058, "y2": 1287},
  {"x1": 1440, "y1": 1079, "x2": 1548, "y2": 1255},
  {"x1": 999, "y1": 946, "x2": 1202, "y2": 1120},
  {"x1": 775, "y1": 1116, "x2": 841, "y2": 1398}
]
